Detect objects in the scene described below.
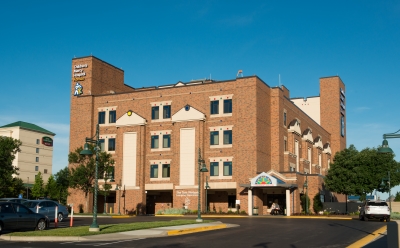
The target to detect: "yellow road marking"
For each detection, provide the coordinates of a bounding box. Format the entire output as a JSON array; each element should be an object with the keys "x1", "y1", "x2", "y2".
[{"x1": 346, "y1": 225, "x2": 387, "y2": 248}]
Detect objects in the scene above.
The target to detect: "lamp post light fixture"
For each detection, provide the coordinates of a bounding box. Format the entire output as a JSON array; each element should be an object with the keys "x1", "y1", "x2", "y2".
[
  {"x1": 304, "y1": 172, "x2": 308, "y2": 215},
  {"x1": 197, "y1": 148, "x2": 208, "y2": 222},
  {"x1": 79, "y1": 124, "x2": 100, "y2": 232}
]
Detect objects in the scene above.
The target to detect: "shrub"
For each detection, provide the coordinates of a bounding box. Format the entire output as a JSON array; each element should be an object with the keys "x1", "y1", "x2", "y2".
[
  {"x1": 240, "y1": 210, "x2": 247, "y2": 215},
  {"x1": 313, "y1": 193, "x2": 323, "y2": 213},
  {"x1": 300, "y1": 194, "x2": 310, "y2": 213}
]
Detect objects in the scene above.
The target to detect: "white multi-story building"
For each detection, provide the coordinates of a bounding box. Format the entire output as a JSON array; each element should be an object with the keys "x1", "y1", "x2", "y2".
[{"x1": 0, "y1": 121, "x2": 55, "y2": 185}]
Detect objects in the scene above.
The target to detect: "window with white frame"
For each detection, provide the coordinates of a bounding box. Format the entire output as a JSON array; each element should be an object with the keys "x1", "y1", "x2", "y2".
[
  {"x1": 150, "y1": 160, "x2": 171, "y2": 180},
  {"x1": 99, "y1": 134, "x2": 117, "y2": 153},
  {"x1": 209, "y1": 126, "x2": 233, "y2": 148},
  {"x1": 295, "y1": 139, "x2": 299, "y2": 171},
  {"x1": 209, "y1": 157, "x2": 233, "y2": 179},
  {"x1": 284, "y1": 136, "x2": 287, "y2": 151},
  {"x1": 307, "y1": 147, "x2": 311, "y2": 162},
  {"x1": 150, "y1": 130, "x2": 172, "y2": 151},
  {"x1": 209, "y1": 94, "x2": 233, "y2": 117},
  {"x1": 328, "y1": 159, "x2": 331, "y2": 169},
  {"x1": 98, "y1": 106, "x2": 117, "y2": 126},
  {"x1": 150, "y1": 101, "x2": 172, "y2": 122}
]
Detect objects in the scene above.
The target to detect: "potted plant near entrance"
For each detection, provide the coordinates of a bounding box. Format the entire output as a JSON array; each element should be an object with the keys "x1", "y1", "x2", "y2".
[{"x1": 253, "y1": 206, "x2": 259, "y2": 215}]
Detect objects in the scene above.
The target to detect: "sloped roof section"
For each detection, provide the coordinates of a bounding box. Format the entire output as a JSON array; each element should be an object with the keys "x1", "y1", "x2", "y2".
[
  {"x1": 0, "y1": 121, "x2": 55, "y2": 136},
  {"x1": 116, "y1": 110, "x2": 146, "y2": 127},
  {"x1": 172, "y1": 105, "x2": 205, "y2": 122}
]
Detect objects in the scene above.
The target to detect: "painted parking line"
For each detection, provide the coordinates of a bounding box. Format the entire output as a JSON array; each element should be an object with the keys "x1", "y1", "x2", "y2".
[{"x1": 346, "y1": 225, "x2": 387, "y2": 248}]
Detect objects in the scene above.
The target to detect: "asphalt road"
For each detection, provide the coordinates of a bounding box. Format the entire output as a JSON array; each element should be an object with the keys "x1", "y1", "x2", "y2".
[{"x1": 0, "y1": 216, "x2": 387, "y2": 248}]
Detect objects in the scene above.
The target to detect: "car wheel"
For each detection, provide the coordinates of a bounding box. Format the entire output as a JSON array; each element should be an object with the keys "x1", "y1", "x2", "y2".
[
  {"x1": 387, "y1": 217, "x2": 391, "y2": 222},
  {"x1": 36, "y1": 219, "x2": 46, "y2": 231},
  {"x1": 57, "y1": 213, "x2": 64, "y2": 222}
]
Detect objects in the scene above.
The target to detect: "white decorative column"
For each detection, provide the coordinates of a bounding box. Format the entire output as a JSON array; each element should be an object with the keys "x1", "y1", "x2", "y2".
[
  {"x1": 248, "y1": 188, "x2": 253, "y2": 216},
  {"x1": 286, "y1": 188, "x2": 291, "y2": 216}
]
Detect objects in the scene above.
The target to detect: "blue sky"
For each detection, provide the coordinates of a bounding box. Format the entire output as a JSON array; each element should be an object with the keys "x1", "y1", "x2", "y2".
[{"x1": 1, "y1": 1, "x2": 399, "y2": 199}]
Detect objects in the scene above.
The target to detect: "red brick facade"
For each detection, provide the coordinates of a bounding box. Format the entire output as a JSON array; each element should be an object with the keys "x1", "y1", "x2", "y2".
[{"x1": 68, "y1": 56, "x2": 346, "y2": 215}]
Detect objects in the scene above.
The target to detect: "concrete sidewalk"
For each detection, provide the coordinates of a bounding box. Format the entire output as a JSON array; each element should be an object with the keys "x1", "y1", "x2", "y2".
[{"x1": 0, "y1": 221, "x2": 236, "y2": 242}]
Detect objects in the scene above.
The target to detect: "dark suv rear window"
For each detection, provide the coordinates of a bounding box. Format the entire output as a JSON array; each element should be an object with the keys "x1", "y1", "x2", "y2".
[{"x1": 367, "y1": 202, "x2": 388, "y2": 206}]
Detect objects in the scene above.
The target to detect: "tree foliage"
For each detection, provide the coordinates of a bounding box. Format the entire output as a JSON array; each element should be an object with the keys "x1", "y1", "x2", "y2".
[
  {"x1": 0, "y1": 137, "x2": 22, "y2": 198},
  {"x1": 54, "y1": 166, "x2": 70, "y2": 205},
  {"x1": 45, "y1": 175, "x2": 58, "y2": 199},
  {"x1": 325, "y1": 144, "x2": 400, "y2": 198},
  {"x1": 394, "y1": 192, "x2": 400, "y2": 202},
  {"x1": 31, "y1": 172, "x2": 45, "y2": 199},
  {"x1": 301, "y1": 194, "x2": 310, "y2": 213},
  {"x1": 313, "y1": 193, "x2": 323, "y2": 213},
  {"x1": 68, "y1": 144, "x2": 114, "y2": 212}
]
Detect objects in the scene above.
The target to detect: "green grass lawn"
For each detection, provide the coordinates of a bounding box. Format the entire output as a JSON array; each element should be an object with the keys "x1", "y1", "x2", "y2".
[{"x1": 8, "y1": 220, "x2": 212, "y2": 237}]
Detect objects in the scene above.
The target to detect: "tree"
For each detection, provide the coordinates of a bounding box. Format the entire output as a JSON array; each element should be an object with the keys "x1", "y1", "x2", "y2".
[
  {"x1": 31, "y1": 172, "x2": 44, "y2": 199},
  {"x1": 301, "y1": 194, "x2": 310, "y2": 213},
  {"x1": 54, "y1": 166, "x2": 70, "y2": 205},
  {"x1": 394, "y1": 192, "x2": 400, "y2": 202},
  {"x1": 0, "y1": 136, "x2": 22, "y2": 198},
  {"x1": 325, "y1": 144, "x2": 400, "y2": 200},
  {"x1": 9, "y1": 178, "x2": 25, "y2": 198},
  {"x1": 68, "y1": 144, "x2": 114, "y2": 212},
  {"x1": 45, "y1": 175, "x2": 58, "y2": 199}
]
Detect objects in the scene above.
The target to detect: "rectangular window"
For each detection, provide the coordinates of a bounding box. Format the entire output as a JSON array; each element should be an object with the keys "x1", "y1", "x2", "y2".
[
  {"x1": 35, "y1": 166, "x2": 39, "y2": 171},
  {"x1": 210, "y1": 131, "x2": 219, "y2": 145},
  {"x1": 308, "y1": 147, "x2": 311, "y2": 161},
  {"x1": 223, "y1": 99, "x2": 232, "y2": 114},
  {"x1": 151, "y1": 135, "x2": 159, "y2": 149},
  {"x1": 109, "y1": 110, "x2": 116, "y2": 123},
  {"x1": 210, "y1": 101, "x2": 219, "y2": 115},
  {"x1": 163, "y1": 134, "x2": 171, "y2": 148},
  {"x1": 98, "y1": 111, "x2": 106, "y2": 124},
  {"x1": 223, "y1": 161, "x2": 232, "y2": 176},
  {"x1": 284, "y1": 140, "x2": 287, "y2": 151},
  {"x1": 163, "y1": 105, "x2": 171, "y2": 119},
  {"x1": 223, "y1": 130, "x2": 232, "y2": 145},
  {"x1": 150, "y1": 165, "x2": 158, "y2": 178},
  {"x1": 210, "y1": 162, "x2": 219, "y2": 176},
  {"x1": 36, "y1": 148, "x2": 39, "y2": 154},
  {"x1": 162, "y1": 164, "x2": 170, "y2": 178},
  {"x1": 99, "y1": 139, "x2": 105, "y2": 151},
  {"x1": 44, "y1": 169, "x2": 47, "y2": 174},
  {"x1": 35, "y1": 157, "x2": 39, "y2": 162},
  {"x1": 36, "y1": 139, "x2": 40, "y2": 144},
  {"x1": 108, "y1": 138, "x2": 116, "y2": 151},
  {"x1": 152, "y1": 106, "x2": 159, "y2": 120}
]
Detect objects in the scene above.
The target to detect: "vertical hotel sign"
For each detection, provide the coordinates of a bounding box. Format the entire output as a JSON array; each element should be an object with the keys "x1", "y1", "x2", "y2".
[
  {"x1": 340, "y1": 88, "x2": 345, "y2": 137},
  {"x1": 73, "y1": 64, "x2": 88, "y2": 96}
]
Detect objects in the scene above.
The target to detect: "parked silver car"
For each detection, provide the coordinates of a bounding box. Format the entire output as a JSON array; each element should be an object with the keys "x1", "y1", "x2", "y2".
[
  {"x1": 23, "y1": 200, "x2": 69, "y2": 222},
  {"x1": 0, "y1": 202, "x2": 48, "y2": 234}
]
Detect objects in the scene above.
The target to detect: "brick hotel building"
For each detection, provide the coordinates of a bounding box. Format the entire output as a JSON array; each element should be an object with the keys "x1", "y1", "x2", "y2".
[{"x1": 68, "y1": 56, "x2": 346, "y2": 215}]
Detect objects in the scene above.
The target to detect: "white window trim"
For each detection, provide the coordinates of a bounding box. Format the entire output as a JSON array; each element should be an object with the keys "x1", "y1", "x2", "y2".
[
  {"x1": 209, "y1": 94, "x2": 233, "y2": 118},
  {"x1": 150, "y1": 159, "x2": 171, "y2": 181},
  {"x1": 98, "y1": 106, "x2": 118, "y2": 126},
  {"x1": 99, "y1": 133, "x2": 117, "y2": 154},
  {"x1": 150, "y1": 101, "x2": 172, "y2": 122},
  {"x1": 150, "y1": 130, "x2": 172, "y2": 152},
  {"x1": 209, "y1": 125, "x2": 233, "y2": 148},
  {"x1": 209, "y1": 157, "x2": 233, "y2": 179}
]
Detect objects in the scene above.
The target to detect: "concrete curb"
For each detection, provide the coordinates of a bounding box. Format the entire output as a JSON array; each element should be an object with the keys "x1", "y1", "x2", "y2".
[
  {"x1": 167, "y1": 224, "x2": 227, "y2": 236},
  {"x1": 287, "y1": 216, "x2": 353, "y2": 220},
  {"x1": 155, "y1": 215, "x2": 247, "y2": 218},
  {"x1": 346, "y1": 225, "x2": 387, "y2": 248}
]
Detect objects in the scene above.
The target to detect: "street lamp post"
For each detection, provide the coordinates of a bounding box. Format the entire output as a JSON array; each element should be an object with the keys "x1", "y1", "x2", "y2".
[
  {"x1": 197, "y1": 148, "x2": 208, "y2": 222},
  {"x1": 80, "y1": 124, "x2": 100, "y2": 232},
  {"x1": 304, "y1": 172, "x2": 308, "y2": 215}
]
